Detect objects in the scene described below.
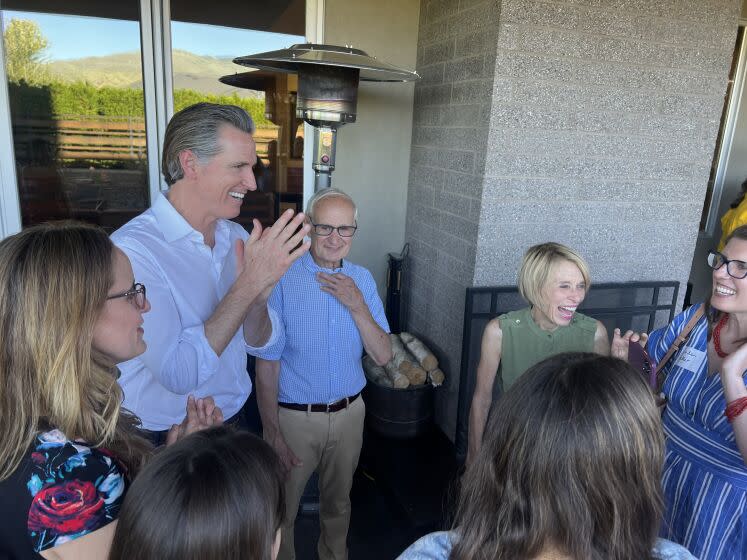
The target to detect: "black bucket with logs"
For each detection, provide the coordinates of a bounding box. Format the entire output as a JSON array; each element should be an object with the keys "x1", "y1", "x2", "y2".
[
  {"x1": 363, "y1": 381, "x2": 434, "y2": 439},
  {"x1": 363, "y1": 245, "x2": 439, "y2": 438}
]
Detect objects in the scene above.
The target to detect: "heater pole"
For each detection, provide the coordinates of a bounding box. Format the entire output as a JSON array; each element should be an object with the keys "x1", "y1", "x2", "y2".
[{"x1": 312, "y1": 125, "x2": 337, "y2": 191}]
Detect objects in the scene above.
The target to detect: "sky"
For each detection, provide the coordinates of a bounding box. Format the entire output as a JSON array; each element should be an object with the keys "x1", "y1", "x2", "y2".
[{"x1": 1, "y1": 10, "x2": 304, "y2": 61}]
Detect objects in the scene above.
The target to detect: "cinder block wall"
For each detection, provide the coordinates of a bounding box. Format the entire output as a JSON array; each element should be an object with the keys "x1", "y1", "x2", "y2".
[
  {"x1": 475, "y1": 0, "x2": 739, "y2": 288},
  {"x1": 406, "y1": 0, "x2": 740, "y2": 440},
  {"x1": 405, "y1": 0, "x2": 501, "y2": 438}
]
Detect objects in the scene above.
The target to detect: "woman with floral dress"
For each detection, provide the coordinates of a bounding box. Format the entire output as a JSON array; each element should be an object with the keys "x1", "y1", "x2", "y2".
[{"x1": 0, "y1": 222, "x2": 220, "y2": 560}]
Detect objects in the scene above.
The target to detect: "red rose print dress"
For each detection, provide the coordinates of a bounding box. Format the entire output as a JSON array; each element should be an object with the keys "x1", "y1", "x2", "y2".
[{"x1": 0, "y1": 429, "x2": 128, "y2": 559}]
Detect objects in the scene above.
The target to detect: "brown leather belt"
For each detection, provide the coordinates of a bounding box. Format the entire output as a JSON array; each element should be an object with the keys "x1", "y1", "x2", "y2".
[{"x1": 278, "y1": 392, "x2": 360, "y2": 413}]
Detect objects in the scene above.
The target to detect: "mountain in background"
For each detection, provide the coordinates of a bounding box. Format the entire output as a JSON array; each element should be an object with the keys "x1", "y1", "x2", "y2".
[{"x1": 49, "y1": 49, "x2": 263, "y2": 98}]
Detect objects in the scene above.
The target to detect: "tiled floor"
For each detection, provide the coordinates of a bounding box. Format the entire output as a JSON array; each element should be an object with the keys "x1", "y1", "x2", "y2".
[{"x1": 293, "y1": 427, "x2": 459, "y2": 560}]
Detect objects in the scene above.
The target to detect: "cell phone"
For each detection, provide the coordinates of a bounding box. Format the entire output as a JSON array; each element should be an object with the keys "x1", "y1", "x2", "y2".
[{"x1": 628, "y1": 339, "x2": 656, "y2": 390}]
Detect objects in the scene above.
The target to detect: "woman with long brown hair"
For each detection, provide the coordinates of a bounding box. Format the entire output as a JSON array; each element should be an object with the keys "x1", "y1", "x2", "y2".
[
  {"x1": 399, "y1": 353, "x2": 695, "y2": 560},
  {"x1": 0, "y1": 222, "x2": 218, "y2": 560}
]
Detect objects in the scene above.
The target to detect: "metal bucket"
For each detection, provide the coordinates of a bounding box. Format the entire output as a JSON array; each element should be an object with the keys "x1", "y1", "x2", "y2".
[{"x1": 363, "y1": 381, "x2": 434, "y2": 439}]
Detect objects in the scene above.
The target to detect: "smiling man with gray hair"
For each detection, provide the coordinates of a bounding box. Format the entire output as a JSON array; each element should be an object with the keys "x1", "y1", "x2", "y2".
[{"x1": 112, "y1": 102, "x2": 310, "y2": 445}]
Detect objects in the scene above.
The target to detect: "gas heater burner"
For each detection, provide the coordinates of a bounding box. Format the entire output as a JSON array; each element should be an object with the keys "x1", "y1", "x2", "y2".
[{"x1": 227, "y1": 43, "x2": 419, "y2": 190}]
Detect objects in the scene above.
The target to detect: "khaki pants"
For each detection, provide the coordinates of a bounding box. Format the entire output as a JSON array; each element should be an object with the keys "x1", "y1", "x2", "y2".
[{"x1": 278, "y1": 396, "x2": 365, "y2": 560}]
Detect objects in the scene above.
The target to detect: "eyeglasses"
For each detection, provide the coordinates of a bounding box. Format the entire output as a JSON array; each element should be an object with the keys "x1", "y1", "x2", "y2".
[
  {"x1": 310, "y1": 222, "x2": 357, "y2": 237},
  {"x1": 107, "y1": 283, "x2": 147, "y2": 310},
  {"x1": 707, "y1": 250, "x2": 747, "y2": 279}
]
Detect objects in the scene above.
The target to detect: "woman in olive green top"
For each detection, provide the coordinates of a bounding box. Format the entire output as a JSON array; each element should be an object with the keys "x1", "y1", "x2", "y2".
[{"x1": 467, "y1": 242, "x2": 610, "y2": 464}]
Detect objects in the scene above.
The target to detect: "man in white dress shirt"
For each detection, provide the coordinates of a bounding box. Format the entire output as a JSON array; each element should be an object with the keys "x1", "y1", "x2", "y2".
[{"x1": 112, "y1": 102, "x2": 310, "y2": 444}]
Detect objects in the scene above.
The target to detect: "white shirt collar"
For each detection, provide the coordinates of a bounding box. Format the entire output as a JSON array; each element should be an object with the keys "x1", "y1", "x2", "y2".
[{"x1": 151, "y1": 192, "x2": 197, "y2": 243}]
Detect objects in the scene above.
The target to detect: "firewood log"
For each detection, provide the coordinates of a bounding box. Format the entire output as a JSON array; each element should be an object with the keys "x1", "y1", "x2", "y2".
[
  {"x1": 428, "y1": 368, "x2": 445, "y2": 387},
  {"x1": 363, "y1": 355, "x2": 392, "y2": 387},
  {"x1": 384, "y1": 361, "x2": 410, "y2": 388},
  {"x1": 402, "y1": 361, "x2": 427, "y2": 385},
  {"x1": 400, "y1": 332, "x2": 439, "y2": 371},
  {"x1": 389, "y1": 334, "x2": 427, "y2": 386}
]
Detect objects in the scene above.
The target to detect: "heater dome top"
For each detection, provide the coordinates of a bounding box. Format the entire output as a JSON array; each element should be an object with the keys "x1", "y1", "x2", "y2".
[
  {"x1": 233, "y1": 43, "x2": 419, "y2": 83},
  {"x1": 218, "y1": 70, "x2": 280, "y2": 91}
]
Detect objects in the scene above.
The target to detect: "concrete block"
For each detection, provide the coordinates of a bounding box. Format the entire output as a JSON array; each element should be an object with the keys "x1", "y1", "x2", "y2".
[
  {"x1": 459, "y1": 0, "x2": 497, "y2": 10},
  {"x1": 412, "y1": 202, "x2": 442, "y2": 226},
  {"x1": 418, "y1": 62, "x2": 446, "y2": 86},
  {"x1": 444, "y1": 170, "x2": 484, "y2": 198},
  {"x1": 439, "y1": 231, "x2": 478, "y2": 263},
  {"x1": 451, "y1": 79, "x2": 493, "y2": 103},
  {"x1": 637, "y1": 114, "x2": 716, "y2": 140},
  {"x1": 488, "y1": 128, "x2": 714, "y2": 163},
  {"x1": 439, "y1": 104, "x2": 483, "y2": 126},
  {"x1": 419, "y1": 18, "x2": 451, "y2": 46},
  {"x1": 412, "y1": 105, "x2": 441, "y2": 126},
  {"x1": 442, "y1": 148, "x2": 476, "y2": 174},
  {"x1": 418, "y1": 38, "x2": 455, "y2": 66},
  {"x1": 484, "y1": 152, "x2": 703, "y2": 182},
  {"x1": 435, "y1": 189, "x2": 472, "y2": 219},
  {"x1": 658, "y1": 94, "x2": 727, "y2": 121},
  {"x1": 414, "y1": 83, "x2": 453, "y2": 106},
  {"x1": 455, "y1": 28, "x2": 498, "y2": 58},
  {"x1": 490, "y1": 105, "x2": 577, "y2": 131},
  {"x1": 451, "y1": 2, "x2": 501, "y2": 32},
  {"x1": 441, "y1": 211, "x2": 479, "y2": 242},
  {"x1": 501, "y1": 0, "x2": 579, "y2": 28},
  {"x1": 574, "y1": 111, "x2": 640, "y2": 135},
  {"x1": 410, "y1": 184, "x2": 436, "y2": 208},
  {"x1": 445, "y1": 55, "x2": 487, "y2": 82},
  {"x1": 480, "y1": 176, "x2": 704, "y2": 204},
  {"x1": 409, "y1": 164, "x2": 446, "y2": 189},
  {"x1": 426, "y1": 0, "x2": 459, "y2": 24}
]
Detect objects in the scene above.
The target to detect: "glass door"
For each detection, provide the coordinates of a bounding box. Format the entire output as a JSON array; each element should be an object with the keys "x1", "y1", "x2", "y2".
[{"x1": 1, "y1": 1, "x2": 151, "y2": 232}]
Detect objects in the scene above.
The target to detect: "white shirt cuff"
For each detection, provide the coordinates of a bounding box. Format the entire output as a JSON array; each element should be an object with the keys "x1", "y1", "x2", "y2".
[
  {"x1": 180, "y1": 324, "x2": 221, "y2": 389},
  {"x1": 245, "y1": 305, "x2": 280, "y2": 353}
]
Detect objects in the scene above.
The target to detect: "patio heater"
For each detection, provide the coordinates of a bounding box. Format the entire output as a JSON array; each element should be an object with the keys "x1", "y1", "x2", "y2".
[{"x1": 226, "y1": 43, "x2": 419, "y2": 191}]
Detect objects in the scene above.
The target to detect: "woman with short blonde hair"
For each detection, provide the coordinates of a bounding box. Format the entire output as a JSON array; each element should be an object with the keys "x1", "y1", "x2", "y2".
[{"x1": 467, "y1": 242, "x2": 608, "y2": 464}]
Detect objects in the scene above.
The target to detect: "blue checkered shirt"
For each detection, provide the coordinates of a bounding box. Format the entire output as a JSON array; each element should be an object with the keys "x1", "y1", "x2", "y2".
[{"x1": 253, "y1": 251, "x2": 390, "y2": 404}]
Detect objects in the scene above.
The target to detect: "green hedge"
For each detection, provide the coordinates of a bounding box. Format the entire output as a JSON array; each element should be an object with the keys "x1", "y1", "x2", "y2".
[{"x1": 8, "y1": 80, "x2": 272, "y2": 127}]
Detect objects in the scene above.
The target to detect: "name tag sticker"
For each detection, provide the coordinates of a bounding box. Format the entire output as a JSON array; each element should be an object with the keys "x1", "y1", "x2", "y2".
[{"x1": 672, "y1": 347, "x2": 706, "y2": 373}]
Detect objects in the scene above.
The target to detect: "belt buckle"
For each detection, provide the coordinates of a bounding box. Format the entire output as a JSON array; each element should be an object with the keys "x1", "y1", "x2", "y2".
[{"x1": 325, "y1": 402, "x2": 332, "y2": 413}]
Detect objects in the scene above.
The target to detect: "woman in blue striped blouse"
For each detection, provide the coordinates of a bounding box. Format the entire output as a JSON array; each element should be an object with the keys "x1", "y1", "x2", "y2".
[{"x1": 646, "y1": 224, "x2": 747, "y2": 559}]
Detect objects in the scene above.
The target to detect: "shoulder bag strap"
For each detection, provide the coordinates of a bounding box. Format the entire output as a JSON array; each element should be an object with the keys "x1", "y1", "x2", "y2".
[{"x1": 653, "y1": 306, "x2": 705, "y2": 392}]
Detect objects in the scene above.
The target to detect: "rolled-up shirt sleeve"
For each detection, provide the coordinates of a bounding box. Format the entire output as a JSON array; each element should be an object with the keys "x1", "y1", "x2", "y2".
[
  {"x1": 248, "y1": 283, "x2": 286, "y2": 361},
  {"x1": 361, "y1": 269, "x2": 390, "y2": 333},
  {"x1": 116, "y1": 237, "x2": 221, "y2": 395},
  {"x1": 244, "y1": 305, "x2": 281, "y2": 354}
]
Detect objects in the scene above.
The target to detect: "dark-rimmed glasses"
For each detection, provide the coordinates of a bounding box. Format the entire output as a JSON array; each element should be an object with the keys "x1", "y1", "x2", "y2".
[
  {"x1": 707, "y1": 250, "x2": 747, "y2": 279},
  {"x1": 311, "y1": 223, "x2": 357, "y2": 237},
  {"x1": 107, "y1": 283, "x2": 147, "y2": 310}
]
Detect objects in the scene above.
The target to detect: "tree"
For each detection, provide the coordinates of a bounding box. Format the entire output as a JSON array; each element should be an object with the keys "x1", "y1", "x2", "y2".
[{"x1": 3, "y1": 18, "x2": 50, "y2": 84}]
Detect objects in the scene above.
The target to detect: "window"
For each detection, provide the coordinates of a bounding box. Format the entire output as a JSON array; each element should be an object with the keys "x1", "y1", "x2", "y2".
[{"x1": 1, "y1": 2, "x2": 149, "y2": 231}]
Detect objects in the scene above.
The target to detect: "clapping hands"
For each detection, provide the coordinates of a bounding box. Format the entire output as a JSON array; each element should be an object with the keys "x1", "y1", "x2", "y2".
[{"x1": 166, "y1": 395, "x2": 224, "y2": 446}]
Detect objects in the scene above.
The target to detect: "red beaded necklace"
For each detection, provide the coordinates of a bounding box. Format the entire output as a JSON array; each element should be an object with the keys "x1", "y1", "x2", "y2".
[{"x1": 713, "y1": 313, "x2": 730, "y2": 358}]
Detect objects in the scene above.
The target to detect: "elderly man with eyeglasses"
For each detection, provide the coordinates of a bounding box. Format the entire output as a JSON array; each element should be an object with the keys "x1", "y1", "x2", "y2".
[{"x1": 254, "y1": 188, "x2": 392, "y2": 560}]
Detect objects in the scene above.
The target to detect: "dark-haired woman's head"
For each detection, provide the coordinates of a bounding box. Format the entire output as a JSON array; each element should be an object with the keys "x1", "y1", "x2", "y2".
[
  {"x1": 109, "y1": 426, "x2": 285, "y2": 560},
  {"x1": 453, "y1": 353, "x2": 664, "y2": 560}
]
